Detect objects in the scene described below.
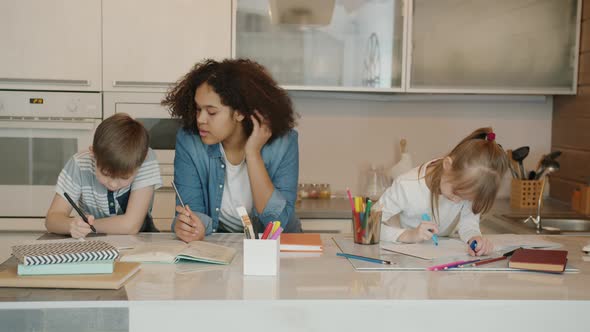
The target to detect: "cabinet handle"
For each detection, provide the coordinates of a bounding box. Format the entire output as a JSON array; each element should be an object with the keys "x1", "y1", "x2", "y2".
[
  {"x1": 113, "y1": 81, "x2": 174, "y2": 88},
  {"x1": 0, "y1": 78, "x2": 90, "y2": 86}
]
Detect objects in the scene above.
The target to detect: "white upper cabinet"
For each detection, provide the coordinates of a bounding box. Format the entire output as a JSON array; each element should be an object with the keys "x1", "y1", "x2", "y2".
[
  {"x1": 103, "y1": 0, "x2": 232, "y2": 92},
  {"x1": 408, "y1": 0, "x2": 581, "y2": 94},
  {"x1": 0, "y1": 0, "x2": 101, "y2": 92},
  {"x1": 235, "y1": 0, "x2": 406, "y2": 92}
]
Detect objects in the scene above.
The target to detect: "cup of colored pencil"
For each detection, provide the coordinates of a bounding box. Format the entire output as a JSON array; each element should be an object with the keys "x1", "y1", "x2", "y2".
[{"x1": 347, "y1": 188, "x2": 382, "y2": 245}]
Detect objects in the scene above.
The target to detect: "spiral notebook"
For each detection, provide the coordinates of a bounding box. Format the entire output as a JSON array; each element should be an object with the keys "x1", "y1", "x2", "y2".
[{"x1": 12, "y1": 240, "x2": 119, "y2": 266}]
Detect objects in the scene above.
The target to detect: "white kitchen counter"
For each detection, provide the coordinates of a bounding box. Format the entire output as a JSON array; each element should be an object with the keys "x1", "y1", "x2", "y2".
[{"x1": 1, "y1": 232, "x2": 590, "y2": 331}]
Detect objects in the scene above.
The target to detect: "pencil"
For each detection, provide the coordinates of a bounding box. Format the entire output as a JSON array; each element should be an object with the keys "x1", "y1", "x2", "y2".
[
  {"x1": 471, "y1": 256, "x2": 506, "y2": 266},
  {"x1": 337, "y1": 252, "x2": 392, "y2": 265},
  {"x1": 63, "y1": 192, "x2": 97, "y2": 233},
  {"x1": 471, "y1": 248, "x2": 520, "y2": 267},
  {"x1": 171, "y1": 181, "x2": 196, "y2": 229}
]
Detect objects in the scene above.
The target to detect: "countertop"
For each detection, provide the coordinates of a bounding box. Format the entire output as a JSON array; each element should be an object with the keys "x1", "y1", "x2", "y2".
[{"x1": 1, "y1": 232, "x2": 590, "y2": 331}]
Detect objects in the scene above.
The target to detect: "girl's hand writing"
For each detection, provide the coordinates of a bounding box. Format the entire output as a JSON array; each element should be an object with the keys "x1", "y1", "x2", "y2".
[
  {"x1": 245, "y1": 110, "x2": 272, "y2": 157},
  {"x1": 174, "y1": 205, "x2": 205, "y2": 242},
  {"x1": 399, "y1": 222, "x2": 439, "y2": 243},
  {"x1": 468, "y1": 236, "x2": 493, "y2": 256},
  {"x1": 69, "y1": 215, "x2": 95, "y2": 239}
]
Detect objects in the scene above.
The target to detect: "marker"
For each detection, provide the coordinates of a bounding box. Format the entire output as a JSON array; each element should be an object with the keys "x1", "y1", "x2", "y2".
[
  {"x1": 269, "y1": 227, "x2": 283, "y2": 240},
  {"x1": 470, "y1": 240, "x2": 478, "y2": 252},
  {"x1": 421, "y1": 213, "x2": 438, "y2": 246},
  {"x1": 261, "y1": 222, "x2": 274, "y2": 240},
  {"x1": 63, "y1": 192, "x2": 97, "y2": 233},
  {"x1": 337, "y1": 252, "x2": 392, "y2": 265}
]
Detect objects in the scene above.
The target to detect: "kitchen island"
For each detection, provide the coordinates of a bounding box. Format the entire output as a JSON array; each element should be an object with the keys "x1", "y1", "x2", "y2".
[{"x1": 0, "y1": 232, "x2": 589, "y2": 332}]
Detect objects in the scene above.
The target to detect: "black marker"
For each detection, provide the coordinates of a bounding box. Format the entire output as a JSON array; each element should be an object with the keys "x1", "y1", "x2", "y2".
[{"x1": 63, "y1": 192, "x2": 97, "y2": 233}]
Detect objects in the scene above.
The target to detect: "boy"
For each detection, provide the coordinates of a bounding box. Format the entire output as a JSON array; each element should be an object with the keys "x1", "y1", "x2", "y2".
[{"x1": 46, "y1": 113, "x2": 162, "y2": 238}]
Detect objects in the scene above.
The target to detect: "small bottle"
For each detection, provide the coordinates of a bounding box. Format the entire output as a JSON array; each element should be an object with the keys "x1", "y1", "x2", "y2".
[
  {"x1": 319, "y1": 184, "x2": 331, "y2": 199},
  {"x1": 298, "y1": 183, "x2": 309, "y2": 200},
  {"x1": 308, "y1": 184, "x2": 320, "y2": 199}
]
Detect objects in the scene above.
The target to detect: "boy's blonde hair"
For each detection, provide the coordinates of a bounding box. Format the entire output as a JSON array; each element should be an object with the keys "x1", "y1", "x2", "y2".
[
  {"x1": 92, "y1": 113, "x2": 149, "y2": 178},
  {"x1": 423, "y1": 127, "x2": 509, "y2": 221}
]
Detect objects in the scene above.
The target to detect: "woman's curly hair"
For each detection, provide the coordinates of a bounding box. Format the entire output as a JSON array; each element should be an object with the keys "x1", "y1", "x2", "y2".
[{"x1": 162, "y1": 58, "x2": 297, "y2": 142}]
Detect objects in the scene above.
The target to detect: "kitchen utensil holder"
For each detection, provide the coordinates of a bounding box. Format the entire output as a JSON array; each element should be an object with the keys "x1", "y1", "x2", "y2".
[{"x1": 510, "y1": 179, "x2": 543, "y2": 208}]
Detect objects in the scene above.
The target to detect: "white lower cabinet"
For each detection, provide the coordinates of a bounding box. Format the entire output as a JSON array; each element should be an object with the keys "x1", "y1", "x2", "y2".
[{"x1": 301, "y1": 219, "x2": 351, "y2": 234}]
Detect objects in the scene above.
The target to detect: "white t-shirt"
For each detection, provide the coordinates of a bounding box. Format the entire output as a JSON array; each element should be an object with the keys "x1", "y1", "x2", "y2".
[
  {"x1": 218, "y1": 145, "x2": 254, "y2": 232},
  {"x1": 378, "y1": 160, "x2": 482, "y2": 243}
]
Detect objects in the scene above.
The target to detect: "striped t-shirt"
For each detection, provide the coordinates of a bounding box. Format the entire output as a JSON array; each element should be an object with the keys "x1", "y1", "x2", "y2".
[{"x1": 55, "y1": 149, "x2": 162, "y2": 219}]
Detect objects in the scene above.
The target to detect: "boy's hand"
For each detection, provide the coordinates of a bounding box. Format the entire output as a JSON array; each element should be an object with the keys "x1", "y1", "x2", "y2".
[
  {"x1": 468, "y1": 236, "x2": 493, "y2": 256},
  {"x1": 174, "y1": 205, "x2": 205, "y2": 242},
  {"x1": 69, "y1": 215, "x2": 95, "y2": 239},
  {"x1": 400, "y1": 222, "x2": 439, "y2": 243}
]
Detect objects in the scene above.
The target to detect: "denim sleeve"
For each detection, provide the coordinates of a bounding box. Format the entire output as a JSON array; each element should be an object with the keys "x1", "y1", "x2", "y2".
[
  {"x1": 172, "y1": 130, "x2": 213, "y2": 235},
  {"x1": 256, "y1": 131, "x2": 299, "y2": 228}
]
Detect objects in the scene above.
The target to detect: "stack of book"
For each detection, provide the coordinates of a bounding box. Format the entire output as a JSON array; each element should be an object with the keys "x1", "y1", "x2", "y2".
[{"x1": 11, "y1": 240, "x2": 119, "y2": 276}]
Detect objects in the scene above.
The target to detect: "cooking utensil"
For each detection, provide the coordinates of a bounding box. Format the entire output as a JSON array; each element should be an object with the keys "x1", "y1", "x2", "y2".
[
  {"x1": 534, "y1": 159, "x2": 560, "y2": 180},
  {"x1": 511, "y1": 146, "x2": 530, "y2": 180},
  {"x1": 506, "y1": 149, "x2": 521, "y2": 179}
]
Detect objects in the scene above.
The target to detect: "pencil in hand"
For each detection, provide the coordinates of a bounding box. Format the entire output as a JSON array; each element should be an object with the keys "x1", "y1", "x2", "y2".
[{"x1": 63, "y1": 192, "x2": 97, "y2": 233}]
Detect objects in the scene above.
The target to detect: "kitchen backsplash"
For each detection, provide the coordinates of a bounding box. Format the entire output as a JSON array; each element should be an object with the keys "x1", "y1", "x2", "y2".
[{"x1": 292, "y1": 93, "x2": 553, "y2": 198}]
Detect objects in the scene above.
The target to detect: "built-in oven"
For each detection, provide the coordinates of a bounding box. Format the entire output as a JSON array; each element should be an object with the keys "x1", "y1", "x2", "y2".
[
  {"x1": 103, "y1": 92, "x2": 180, "y2": 229},
  {"x1": 0, "y1": 91, "x2": 102, "y2": 217}
]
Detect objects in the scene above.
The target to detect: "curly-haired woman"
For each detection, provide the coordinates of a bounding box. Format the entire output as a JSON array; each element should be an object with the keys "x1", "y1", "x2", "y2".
[{"x1": 162, "y1": 58, "x2": 301, "y2": 242}]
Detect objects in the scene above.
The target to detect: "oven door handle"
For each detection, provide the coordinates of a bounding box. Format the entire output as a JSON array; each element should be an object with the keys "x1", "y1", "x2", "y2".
[{"x1": 0, "y1": 119, "x2": 97, "y2": 131}]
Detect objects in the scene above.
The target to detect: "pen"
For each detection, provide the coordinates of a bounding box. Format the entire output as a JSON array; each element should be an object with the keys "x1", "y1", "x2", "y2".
[
  {"x1": 421, "y1": 213, "x2": 438, "y2": 246},
  {"x1": 337, "y1": 252, "x2": 392, "y2": 265},
  {"x1": 171, "y1": 182, "x2": 195, "y2": 229},
  {"x1": 63, "y1": 192, "x2": 97, "y2": 233}
]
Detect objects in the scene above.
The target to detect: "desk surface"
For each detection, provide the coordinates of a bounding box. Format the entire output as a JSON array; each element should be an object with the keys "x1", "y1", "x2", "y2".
[
  {"x1": 1, "y1": 232, "x2": 590, "y2": 332},
  {"x1": 1, "y1": 232, "x2": 589, "y2": 301}
]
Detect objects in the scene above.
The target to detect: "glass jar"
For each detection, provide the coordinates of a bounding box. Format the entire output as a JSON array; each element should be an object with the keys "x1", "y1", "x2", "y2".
[
  {"x1": 319, "y1": 184, "x2": 331, "y2": 199},
  {"x1": 308, "y1": 184, "x2": 320, "y2": 199},
  {"x1": 298, "y1": 183, "x2": 309, "y2": 200}
]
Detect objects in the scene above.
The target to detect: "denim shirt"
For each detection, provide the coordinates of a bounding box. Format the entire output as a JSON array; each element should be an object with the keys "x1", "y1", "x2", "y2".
[{"x1": 172, "y1": 128, "x2": 301, "y2": 235}]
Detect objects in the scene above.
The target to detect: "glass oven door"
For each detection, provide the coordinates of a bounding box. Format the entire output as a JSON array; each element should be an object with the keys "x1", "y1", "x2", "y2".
[
  {"x1": 114, "y1": 102, "x2": 180, "y2": 166},
  {"x1": 0, "y1": 118, "x2": 100, "y2": 217}
]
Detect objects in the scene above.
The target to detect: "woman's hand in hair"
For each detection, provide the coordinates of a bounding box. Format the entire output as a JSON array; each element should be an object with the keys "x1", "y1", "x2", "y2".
[
  {"x1": 174, "y1": 205, "x2": 205, "y2": 242},
  {"x1": 399, "y1": 222, "x2": 439, "y2": 243},
  {"x1": 468, "y1": 236, "x2": 493, "y2": 256},
  {"x1": 245, "y1": 110, "x2": 272, "y2": 158}
]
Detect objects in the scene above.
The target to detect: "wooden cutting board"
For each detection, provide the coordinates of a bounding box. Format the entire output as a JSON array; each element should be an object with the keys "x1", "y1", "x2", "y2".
[{"x1": 0, "y1": 262, "x2": 141, "y2": 289}]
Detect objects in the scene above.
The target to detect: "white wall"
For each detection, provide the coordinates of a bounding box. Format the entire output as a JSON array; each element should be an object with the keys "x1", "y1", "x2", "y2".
[{"x1": 292, "y1": 93, "x2": 553, "y2": 198}]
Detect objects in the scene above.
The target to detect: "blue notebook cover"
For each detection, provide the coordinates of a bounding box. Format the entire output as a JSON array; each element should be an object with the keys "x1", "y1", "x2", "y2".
[{"x1": 17, "y1": 260, "x2": 115, "y2": 276}]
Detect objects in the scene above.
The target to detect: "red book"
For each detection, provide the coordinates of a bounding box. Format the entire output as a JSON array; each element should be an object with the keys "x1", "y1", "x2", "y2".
[
  {"x1": 508, "y1": 248, "x2": 568, "y2": 273},
  {"x1": 280, "y1": 233, "x2": 323, "y2": 252}
]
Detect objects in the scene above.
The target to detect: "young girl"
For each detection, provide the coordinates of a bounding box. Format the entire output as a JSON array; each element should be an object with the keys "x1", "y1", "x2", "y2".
[
  {"x1": 162, "y1": 58, "x2": 301, "y2": 242},
  {"x1": 378, "y1": 127, "x2": 508, "y2": 256}
]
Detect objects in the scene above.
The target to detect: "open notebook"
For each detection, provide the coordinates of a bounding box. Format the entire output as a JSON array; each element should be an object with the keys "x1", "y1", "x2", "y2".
[{"x1": 120, "y1": 240, "x2": 237, "y2": 265}]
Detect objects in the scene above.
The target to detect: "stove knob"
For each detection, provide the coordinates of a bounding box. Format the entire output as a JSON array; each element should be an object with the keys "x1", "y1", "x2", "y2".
[{"x1": 67, "y1": 101, "x2": 79, "y2": 113}]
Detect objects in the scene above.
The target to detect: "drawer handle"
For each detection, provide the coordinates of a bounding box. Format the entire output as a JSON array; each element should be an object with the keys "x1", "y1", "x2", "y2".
[
  {"x1": 113, "y1": 81, "x2": 174, "y2": 88},
  {"x1": 0, "y1": 78, "x2": 90, "y2": 86}
]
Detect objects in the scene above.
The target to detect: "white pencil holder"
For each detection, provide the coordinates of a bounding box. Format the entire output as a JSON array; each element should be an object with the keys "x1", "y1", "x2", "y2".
[{"x1": 243, "y1": 238, "x2": 279, "y2": 276}]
